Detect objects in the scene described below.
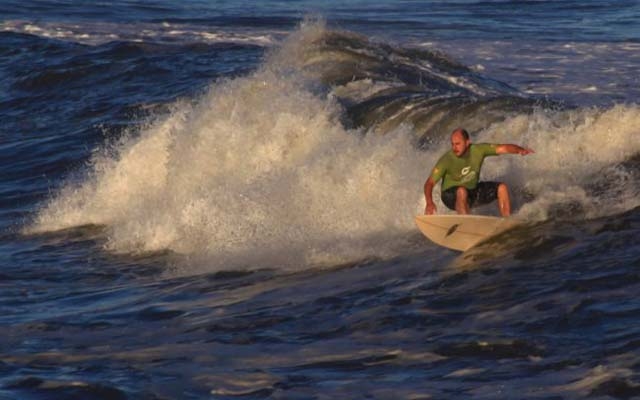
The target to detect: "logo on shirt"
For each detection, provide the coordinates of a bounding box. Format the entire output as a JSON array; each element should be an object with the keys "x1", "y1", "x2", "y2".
[{"x1": 459, "y1": 166, "x2": 476, "y2": 183}]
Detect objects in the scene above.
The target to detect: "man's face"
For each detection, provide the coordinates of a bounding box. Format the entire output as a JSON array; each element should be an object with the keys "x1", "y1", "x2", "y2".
[{"x1": 451, "y1": 132, "x2": 470, "y2": 157}]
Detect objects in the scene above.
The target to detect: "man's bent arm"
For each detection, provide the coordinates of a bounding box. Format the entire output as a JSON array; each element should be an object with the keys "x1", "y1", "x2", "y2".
[
  {"x1": 424, "y1": 177, "x2": 437, "y2": 214},
  {"x1": 495, "y1": 144, "x2": 534, "y2": 155}
]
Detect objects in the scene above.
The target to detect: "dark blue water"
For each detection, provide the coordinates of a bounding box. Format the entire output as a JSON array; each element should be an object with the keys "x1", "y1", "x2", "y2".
[{"x1": 2, "y1": 1, "x2": 640, "y2": 398}]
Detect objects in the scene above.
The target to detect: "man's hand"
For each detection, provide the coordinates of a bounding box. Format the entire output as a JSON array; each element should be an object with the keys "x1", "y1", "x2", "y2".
[
  {"x1": 517, "y1": 147, "x2": 535, "y2": 155},
  {"x1": 425, "y1": 202, "x2": 436, "y2": 215},
  {"x1": 424, "y1": 177, "x2": 437, "y2": 215},
  {"x1": 496, "y1": 144, "x2": 535, "y2": 156}
]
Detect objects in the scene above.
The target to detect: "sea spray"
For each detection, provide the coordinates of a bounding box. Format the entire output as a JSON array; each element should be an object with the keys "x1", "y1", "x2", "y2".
[
  {"x1": 476, "y1": 105, "x2": 640, "y2": 220},
  {"x1": 28, "y1": 26, "x2": 429, "y2": 269}
]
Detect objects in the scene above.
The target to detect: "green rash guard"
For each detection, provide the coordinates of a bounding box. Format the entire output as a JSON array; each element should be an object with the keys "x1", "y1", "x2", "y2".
[{"x1": 430, "y1": 143, "x2": 498, "y2": 191}]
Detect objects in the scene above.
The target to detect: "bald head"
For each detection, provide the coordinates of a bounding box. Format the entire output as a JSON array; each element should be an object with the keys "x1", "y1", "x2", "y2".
[
  {"x1": 451, "y1": 128, "x2": 470, "y2": 140},
  {"x1": 450, "y1": 128, "x2": 471, "y2": 157}
]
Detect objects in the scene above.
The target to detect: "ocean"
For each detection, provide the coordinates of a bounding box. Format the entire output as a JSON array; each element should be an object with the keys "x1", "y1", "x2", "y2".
[{"x1": 1, "y1": 1, "x2": 640, "y2": 398}]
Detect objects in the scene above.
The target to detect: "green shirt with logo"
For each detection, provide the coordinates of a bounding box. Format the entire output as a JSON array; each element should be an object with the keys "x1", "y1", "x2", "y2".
[{"x1": 430, "y1": 143, "x2": 498, "y2": 191}]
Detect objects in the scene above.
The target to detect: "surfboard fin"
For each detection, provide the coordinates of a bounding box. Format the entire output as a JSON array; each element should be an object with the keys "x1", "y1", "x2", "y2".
[{"x1": 446, "y1": 224, "x2": 460, "y2": 237}]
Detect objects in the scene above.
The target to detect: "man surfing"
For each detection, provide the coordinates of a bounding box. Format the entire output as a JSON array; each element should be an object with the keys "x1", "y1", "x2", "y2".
[{"x1": 424, "y1": 128, "x2": 534, "y2": 217}]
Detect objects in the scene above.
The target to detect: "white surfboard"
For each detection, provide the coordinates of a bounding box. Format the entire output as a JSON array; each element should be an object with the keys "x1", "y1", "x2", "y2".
[{"x1": 415, "y1": 214, "x2": 520, "y2": 252}]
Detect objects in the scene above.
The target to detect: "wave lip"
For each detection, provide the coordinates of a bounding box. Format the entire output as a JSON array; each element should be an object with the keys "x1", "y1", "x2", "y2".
[{"x1": 284, "y1": 28, "x2": 555, "y2": 143}]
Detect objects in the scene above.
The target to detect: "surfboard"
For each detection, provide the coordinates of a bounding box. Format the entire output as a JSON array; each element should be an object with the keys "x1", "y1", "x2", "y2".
[{"x1": 415, "y1": 214, "x2": 520, "y2": 252}]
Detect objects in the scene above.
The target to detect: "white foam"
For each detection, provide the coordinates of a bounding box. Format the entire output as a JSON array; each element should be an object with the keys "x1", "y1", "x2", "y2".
[
  {"x1": 475, "y1": 105, "x2": 640, "y2": 220},
  {"x1": 28, "y1": 24, "x2": 430, "y2": 270}
]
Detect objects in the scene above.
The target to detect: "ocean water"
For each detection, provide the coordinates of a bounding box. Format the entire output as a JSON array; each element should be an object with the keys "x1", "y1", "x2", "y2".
[{"x1": 1, "y1": 1, "x2": 640, "y2": 399}]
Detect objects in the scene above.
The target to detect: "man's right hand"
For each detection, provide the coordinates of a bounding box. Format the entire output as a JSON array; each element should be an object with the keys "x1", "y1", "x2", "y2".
[
  {"x1": 425, "y1": 202, "x2": 436, "y2": 215},
  {"x1": 424, "y1": 177, "x2": 437, "y2": 215}
]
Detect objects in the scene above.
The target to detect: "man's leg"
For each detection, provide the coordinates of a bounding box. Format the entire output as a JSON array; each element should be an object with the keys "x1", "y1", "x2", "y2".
[
  {"x1": 497, "y1": 183, "x2": 511, "y2": 217},
  {"x1": 455, "y1": 187, "x2": 470, "y2": 214}
]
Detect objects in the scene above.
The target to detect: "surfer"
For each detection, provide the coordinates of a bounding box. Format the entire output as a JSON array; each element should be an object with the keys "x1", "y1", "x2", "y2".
[{"x1": 424, "y1": 128, "x2": 534, "y2": 217}]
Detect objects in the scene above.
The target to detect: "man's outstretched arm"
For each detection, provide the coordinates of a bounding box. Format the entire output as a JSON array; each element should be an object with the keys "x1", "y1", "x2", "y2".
[{"x1": 495, "y1": 144, "x2": 535, "y2": 155}]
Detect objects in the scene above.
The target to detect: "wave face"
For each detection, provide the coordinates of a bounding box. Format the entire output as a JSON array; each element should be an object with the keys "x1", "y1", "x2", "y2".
[{"x1": 27, "y1": 21, "x2": 640, "y2": 270}]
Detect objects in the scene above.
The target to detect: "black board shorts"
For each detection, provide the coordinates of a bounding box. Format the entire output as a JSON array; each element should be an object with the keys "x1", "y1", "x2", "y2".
[{"x1": 441, "y1": 182, "x2": 501, "y2": 210}]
